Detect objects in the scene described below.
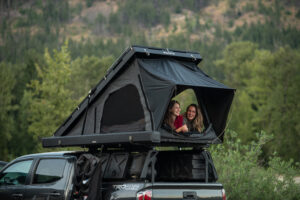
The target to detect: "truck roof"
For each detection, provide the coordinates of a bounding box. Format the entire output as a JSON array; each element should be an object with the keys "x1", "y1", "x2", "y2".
[{"x1": 15, "y1": 151, "x2": 76, "y2": 160}]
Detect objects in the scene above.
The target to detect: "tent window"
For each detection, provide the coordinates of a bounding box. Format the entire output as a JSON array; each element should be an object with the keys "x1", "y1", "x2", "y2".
[
  {"x1": 101, "y1": 84, "x2": 145, "y2": 133},
  {"x1": 170, "y1": 87, "x2": 209, "y2": 132},
  {"x1": 173, "y1": 88, "x2": 197, "y2": 112}
]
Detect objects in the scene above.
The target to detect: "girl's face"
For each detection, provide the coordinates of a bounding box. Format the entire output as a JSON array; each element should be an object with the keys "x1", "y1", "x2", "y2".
[
  {"x1": 187, "y1": 106, "x2": 196, "y2": 121},
  {"x1": 171, "y1": 103, "x2": 181, "y2": 117}
]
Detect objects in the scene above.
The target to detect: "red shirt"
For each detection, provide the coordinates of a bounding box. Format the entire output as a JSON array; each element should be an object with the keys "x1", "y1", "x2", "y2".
[{"x1": 174, "y1": 115, "x2": 184, "y2": 129}]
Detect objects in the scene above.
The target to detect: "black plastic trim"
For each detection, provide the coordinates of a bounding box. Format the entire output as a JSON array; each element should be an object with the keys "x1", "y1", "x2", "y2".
[{"x1": 43, "y1": 131, "x2": 161, "y2": 148}]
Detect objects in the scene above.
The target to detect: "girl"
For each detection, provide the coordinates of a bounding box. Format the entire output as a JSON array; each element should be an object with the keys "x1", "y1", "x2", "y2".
[
  {"x1": 163, "y1": 100, "x2": 188, "y2": 133},
  {"x1": 184, "y1": 104, "x2": 204, "y2": 132}
]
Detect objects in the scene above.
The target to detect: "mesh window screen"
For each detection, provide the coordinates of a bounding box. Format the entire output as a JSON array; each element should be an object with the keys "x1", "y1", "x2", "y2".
[{"x1": 101, "y1": 84, "x2": 145, "y2": 133}]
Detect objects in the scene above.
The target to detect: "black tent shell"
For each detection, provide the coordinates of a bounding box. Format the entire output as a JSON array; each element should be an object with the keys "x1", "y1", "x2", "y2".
[{"x1": 42, "y1": 46, "x2": 235, "y2": 148}]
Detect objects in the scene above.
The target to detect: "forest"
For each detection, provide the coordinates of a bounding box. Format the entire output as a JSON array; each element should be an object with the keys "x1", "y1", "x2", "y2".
[{"x1": 0, "y1": 0, "x2": 299, "y2": 198}]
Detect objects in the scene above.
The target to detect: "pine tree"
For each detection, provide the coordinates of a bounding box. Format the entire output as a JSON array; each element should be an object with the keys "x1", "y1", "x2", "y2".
[{"x1": 26, "y1": 42, "x2": 78, "y2": 151}]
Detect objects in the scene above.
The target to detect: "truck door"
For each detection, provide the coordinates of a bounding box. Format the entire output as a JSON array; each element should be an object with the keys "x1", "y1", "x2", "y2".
[
  {"x1": 23, "y1": 158, "x2": 72, "y2": 200},
  {"x1": 0, "y1": 159, "x2": 33, "y2": 200}
]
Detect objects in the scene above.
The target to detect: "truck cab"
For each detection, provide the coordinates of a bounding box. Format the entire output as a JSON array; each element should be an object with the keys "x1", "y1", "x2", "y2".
[{"x1": 0, "y1": 152, "x2": 75, "y2": 200}]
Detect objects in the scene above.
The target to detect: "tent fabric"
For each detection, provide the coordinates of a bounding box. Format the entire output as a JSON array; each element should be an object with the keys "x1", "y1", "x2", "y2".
[
  {"x1": 159, "y1": 123, "x2": 219, "y2": 142},
  {"x1": 138, "y1": 66, "x2": 175, "y2": 130},
  {"x1": 65, "y1": 61, "x2": 152, "y2": 136},
  {"x1": 195, "y1": 87, "x2": 234, "y2": 141},
  {"x1": 138, "y1": 59, "x2": 230, "y2": 89},
  {"x1": 101, "y1": 84, "x2": 145, "y2": 133},
  {"x1": 49, "y1": 47, "x2": 235, "y2": 146},
  {"x1": 138, "y1": 58, "x2": 234, "y2": 137}
]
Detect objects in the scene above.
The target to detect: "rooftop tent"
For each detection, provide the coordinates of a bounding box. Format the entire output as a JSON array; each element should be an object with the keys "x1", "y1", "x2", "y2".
[{"x1": 42, "y1": 46, "x2": 235, "y2": 148}]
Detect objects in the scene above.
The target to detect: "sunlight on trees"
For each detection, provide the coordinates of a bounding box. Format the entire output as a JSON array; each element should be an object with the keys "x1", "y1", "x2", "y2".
[{"x1": 25, "y1": 42, "x2": 78, "y2": 151}]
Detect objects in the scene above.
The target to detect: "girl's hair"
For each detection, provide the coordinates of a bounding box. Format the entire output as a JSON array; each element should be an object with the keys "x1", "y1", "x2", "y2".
[
  {"x1": 185, "y1": 104, "x2": 204, "y2": 132},
  {"x1": 164, "y1": 100, "x2": 180, "y2": 129}
]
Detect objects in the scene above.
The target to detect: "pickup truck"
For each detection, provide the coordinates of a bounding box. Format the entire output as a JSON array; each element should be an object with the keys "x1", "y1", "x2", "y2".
[{"x1": 0, "y1": 149, "x2": 226, "y2": 200}]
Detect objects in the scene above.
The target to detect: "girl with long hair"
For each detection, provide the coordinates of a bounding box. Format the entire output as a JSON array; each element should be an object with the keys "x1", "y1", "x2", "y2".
[
  {"x1": 184, "y1": 104, "x2": 204, "y2": 132},
  {"x1": 163, "y1": 100, "x2": 188, "y2": 133}
]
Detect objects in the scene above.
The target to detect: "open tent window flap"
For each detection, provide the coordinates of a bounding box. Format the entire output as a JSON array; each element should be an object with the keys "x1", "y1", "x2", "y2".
[{"x1": 42, "y1": 46, "x2": 235, "y2": 148}]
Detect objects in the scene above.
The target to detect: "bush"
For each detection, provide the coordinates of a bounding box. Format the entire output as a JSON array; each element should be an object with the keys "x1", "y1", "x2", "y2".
[
  {"x1": 243, "y1": 3, "x2": 254, "y2": 12},
  {"x1": 296, "y1": 10, "x2": 300, "y2": 19},
  {"x1": 210, "y1": 130, "x2": 300, "y2": 200}
]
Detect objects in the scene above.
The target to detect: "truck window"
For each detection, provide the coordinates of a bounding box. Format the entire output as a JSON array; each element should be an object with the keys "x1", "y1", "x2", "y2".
[
  {"x1": 33, "y1": 159, "x2": 66, "y2": 184},
  {"x1": 0, "y1": 160, "x2": 33, "y2": 186}
]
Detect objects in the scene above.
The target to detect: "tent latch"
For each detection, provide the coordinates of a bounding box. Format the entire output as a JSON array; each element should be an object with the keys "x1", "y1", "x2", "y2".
[
  {"x1": 191, "y1": 54, "x2": 197, "y2": 61},
  {"x1": 144, "y1": 48, "x2": 150, "y2": 56}
]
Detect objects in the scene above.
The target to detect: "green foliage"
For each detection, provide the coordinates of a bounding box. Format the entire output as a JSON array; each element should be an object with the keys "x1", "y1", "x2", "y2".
[
  {"x1": 8, "y1": 91, "x2": 38, "y2": 158},
  {"x1": 258, "y1": 0, "x2": 271, "y2": 15},
  {"x1": 215, "y1": 42, "x2": 258, "y2": 140},
  {"x1": 5, "y1": 51, "x2": 41, "y2": 158},
  {"x1": 173, "y1": 89, "x2": 197, "y2": 112},
  {"x1": 296, "y1": 9, "x2": 300, "y2": 19},
  {"x1": 215, "y1": 41, "x2": 257, "y2": 87},
  {"x1": 15, "y1": 0, "x2": 70, "y2": 28},
  {"x1": 175, "y1": 3, "x2": 182, "y2": 14},
  {"x1": 233, "y1": 20, "x2": 300, "y2": 49},
  {"x1": 227, "y1": 0, "x2": 239, "y2": 9},
  {"x1": 106, "y1": 0, "x2": 173, "y2": 34},
  {"x1": 72, "y1": 2, "x2": 83, "y2": 15},
  {"x1": 216, "y1": 42, "x2": 300, "y2": 162},
  {"x1": 242, "y1": 3, "x2": 254, "y2": 12},
  {"x1": 69, "y1": 55, "x2": 114, "y2": 100},
  {"x1": 18, "y1": 43, "x2": 114, "y2": 153},
  {"x1": 96, "y1": 13, "x2": 106, "y2": 24},
  {"x1": 174, "y1": 0, "x2": 210, "y2": 12},
  {"x1": 248, "y1": 47, "x2": 300, "y2": 161},
  {"x1": 41, "y1": 0, "x2": 70, "y2": 24},
  {"x1": 0, "y1": 62, "x2": 16, "y2": 161},
  {"x1": 26, "y1": 42, "x2": 78, "y2": 151},
  {"x1": 210, "y1": 131, "x2": 300, "y2": 200},
  {"x1": 228, "y1": 19, "x2": 234, "y2": 28},
  {"x1": 86, "y1": 0, "x2": 95, "y2": 8}
]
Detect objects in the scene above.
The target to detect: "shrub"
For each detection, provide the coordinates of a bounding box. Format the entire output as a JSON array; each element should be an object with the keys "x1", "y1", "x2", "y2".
[
  {"x1": 296, "y1": 10, "x2": 300, "y2": 19},
  {"x1": 243, "y1": 3, "x2": 254, "y2": 12},
  {"x1": 210, "y1": 130, "x2": 300, "y2": 200}
]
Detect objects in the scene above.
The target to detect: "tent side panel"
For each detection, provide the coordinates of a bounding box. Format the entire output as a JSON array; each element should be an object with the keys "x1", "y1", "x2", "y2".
[
  {"x1": 100, "y1": 84, "x2": 146, "y2": 133},
  {"x1": 195, "y1": 88, "x2": 234, "y2": 140},
  {"x1": 139, "y1": 64, "x2": 175, "y2": 130},
  {"x1": 76, "y1": 59, "x2": 152, "y2": 135}
]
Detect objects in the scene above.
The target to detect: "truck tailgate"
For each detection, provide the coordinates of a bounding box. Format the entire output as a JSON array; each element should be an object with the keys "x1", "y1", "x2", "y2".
[{"x1": 152, "y1": 182, "x2": 224, "y2": 200}]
